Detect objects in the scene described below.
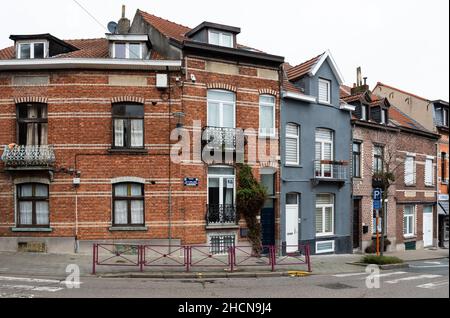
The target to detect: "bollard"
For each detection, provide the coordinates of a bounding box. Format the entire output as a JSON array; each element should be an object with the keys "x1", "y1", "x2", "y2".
[
  {"x1": 139, "y1": 245, "x2": 144, "y2": 272},
  {"x1": 306, "y1": 245, "x2": 312, "y2": 273}
]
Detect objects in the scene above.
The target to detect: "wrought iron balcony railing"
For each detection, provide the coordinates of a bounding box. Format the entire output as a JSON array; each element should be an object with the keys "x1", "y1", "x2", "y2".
[
  {"x1": 206, "y1": 204, "x2": 238, "y2": 226},
  {"x1": 1, "y1": 145, "x2": 56, "y2": 168},
  {"x1": 202, "y1": 127, "x2": 245, "y2": 152},
  {"x1": 313, "y1": 160, "x2": 349, "y2": 181}
]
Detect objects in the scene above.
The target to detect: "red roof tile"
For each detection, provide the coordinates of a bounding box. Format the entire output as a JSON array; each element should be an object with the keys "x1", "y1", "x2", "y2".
[
  {"x1": 340, "y1": 84, "x2": 352, "y2": 98},
  {"x1": 138, "y1": 10, "x2": 191, "y2": 42},
  {"x1": 342, "y1": 93, "x2": 364, "y2": 103},
  {"x1": 286, "y1": 53, "x2": 325, "y2": 81},
  {"x1": 389, "y1": 105, "x2": 428, "y2": 131},
  {"x1": 0, "y1": 38, "x2": 109, "y2": 60}
]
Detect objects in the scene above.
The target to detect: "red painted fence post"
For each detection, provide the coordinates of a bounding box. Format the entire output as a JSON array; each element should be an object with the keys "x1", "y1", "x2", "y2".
[
  {"x1": 92, "y1": 243, "x2": 97, "y2": 275},
  {"x1": 185, "y1": 246, "x2": 191, "y2": 273},
  {"x1": 229, "y1": 246, "x2": 234, "y2": 273},
  {"x1": 139, "y1": 245, "x2": 144, "y2": 272},
  {"x1": 271, "y1": 246, "x2": 276, "y2": 272},
  {"x1": 307, "y1": 245, "x2": 312, "y2": 273}
]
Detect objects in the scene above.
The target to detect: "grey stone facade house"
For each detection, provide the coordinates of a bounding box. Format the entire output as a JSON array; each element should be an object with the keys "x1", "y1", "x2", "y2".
[{"x1": 280, "y1": 51, "x2": 355, "y2": 254}]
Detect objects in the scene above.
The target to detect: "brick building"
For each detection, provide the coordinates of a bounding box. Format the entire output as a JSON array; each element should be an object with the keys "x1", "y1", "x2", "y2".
[
  {"x1": 344, "y1": 72, "x2": 440, "y2": 252},
  {"x1": 0, "y1": 8, "x2": 284, "y2": 253}
]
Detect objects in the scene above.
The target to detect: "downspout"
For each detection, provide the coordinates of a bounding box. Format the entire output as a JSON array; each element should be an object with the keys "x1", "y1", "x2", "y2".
[
  {"x1": 167, "y1": 66, "x2": 173, "y2": 251},
  {"x1": 436, "y1": 139, "x2": 439, "y2": 248}
]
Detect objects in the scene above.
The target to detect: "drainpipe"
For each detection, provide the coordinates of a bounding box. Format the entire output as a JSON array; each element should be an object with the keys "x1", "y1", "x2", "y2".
[
  {"x1": 436, "y1": 140, "x2": 439, "y2": 248},
  {"x1": 167, "y1": 67, "x2": 173, "y2": 252}
]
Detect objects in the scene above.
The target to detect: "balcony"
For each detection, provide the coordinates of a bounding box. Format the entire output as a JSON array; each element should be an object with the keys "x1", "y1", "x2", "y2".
[
  {"x1": 1, "y1": 145, "x2": 56, "y2": 170},
  {"x1": 206, "y1": 204, "x2": 239, "y2": 228},
  {"x1": 312, "y1": 160, "x2": 349, "y2": 186},
  {"x1": 202, "y1": 127, "x2": 245, "y2": 153}
]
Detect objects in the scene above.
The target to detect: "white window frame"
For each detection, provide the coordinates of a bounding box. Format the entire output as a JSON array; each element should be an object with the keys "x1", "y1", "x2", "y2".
[
  {"x1": 425, "y1": 158, "x2": 434, "y2": 187},
  {"x1": 259, "y1": 95, "x2": 276, "y2": 137},
  {"x1": 380, "y1": 109, "x2": 387, "y2": 124},
  {"x1": 285, "y1": 123, "x2": 300, "y2": 165},
  {"x1": 318, "y1": 78, "x2": 331, "y2": 104},
  {"x1": 315, "y1": 129, "x2": 334, "y2": 178},
  {"x1": 443, "y1": 108, "x2": 449, "y2": 127},
  {"x1": 361, "y1": 105, "x2": 368, "y2": 120},
  {"x1": 207, "y1": 90, "x2": 236, "y2": 128},
  {"x1": 112, "y1": 42, "x2": 143, "y2": 59},
  {"x1": 208, "y1": 30, "x2": 234, "y2": 48},
  {"x1": 404, "y1": 155, "x2": 416, "y2": 186},
  {"x1": 17, "y1": 41, "x2": 48, "y2": 59},
  {"x1": 403, "y1": 205, "x2": 416, "y2": 238},
  {"x1": 316, "y1": 240, "x2": 335, "y2": 254},
  {"x1": 315, "y1": 194, "x2": 335, "y2": 237},
  {"x1": 207, "y1": 166, "x2": 236, "y2": 207}
]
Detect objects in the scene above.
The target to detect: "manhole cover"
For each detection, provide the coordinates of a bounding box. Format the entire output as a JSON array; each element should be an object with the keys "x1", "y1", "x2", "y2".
[{"x1": 318, "y1": 283, "x2": 357, "y2": 290}]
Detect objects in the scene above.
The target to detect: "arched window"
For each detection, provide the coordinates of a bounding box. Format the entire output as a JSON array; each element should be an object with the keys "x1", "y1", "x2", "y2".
[
  {"x1": 112, "y1": 183, "x2": 145, "y2": 226},
  {"x1": 112, "y1": 103, "x2": 144, "y2": 149}
]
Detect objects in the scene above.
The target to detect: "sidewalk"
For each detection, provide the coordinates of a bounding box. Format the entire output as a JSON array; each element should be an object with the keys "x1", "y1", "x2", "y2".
[{"x1": 0, "y1": 248, "x2": 447, "y2": 279}]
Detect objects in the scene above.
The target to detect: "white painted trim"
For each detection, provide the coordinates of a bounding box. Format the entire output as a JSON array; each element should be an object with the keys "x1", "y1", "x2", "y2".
[
  {"x1": 112, "y1": 42, "x2": 143, "y2": 59},
  {"x1": 316, "y1": 240, "x2": 335, "y2": 254},
  {"x1": 111, "y1": 177, "x2": 146, "y2": 184},
  {"x1": 106, "y1": 34, "x2": 149, "y2": 42},
  {"x1": 282, "y1": 91, "x2": 317, "y2": 103},
  {"x1": 208, "y1": 30, "x2": 234, "y2": 48},
  {"x1": 0, "y1": 59, "x2": 182, "y2": 71},
  {"x1": 309, "y1": 50, "x2": 344, "y2": 85},
  {"x1": 16, "y1": 40, "x2": 49, "y2": 59}
]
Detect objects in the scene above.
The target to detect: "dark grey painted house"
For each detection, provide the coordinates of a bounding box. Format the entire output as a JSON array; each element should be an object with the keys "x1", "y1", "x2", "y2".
[{"x1": 280, "y1": 51, "x2": 355, "y2": 255}]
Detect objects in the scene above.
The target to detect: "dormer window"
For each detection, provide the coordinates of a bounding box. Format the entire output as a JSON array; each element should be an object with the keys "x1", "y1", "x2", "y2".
[
  {"x1": 443, "y1": 108, "x2": 449, "y2": 127},
  {"x1": 208, "y1": 30, "x2": 233, "y2": 48},
  {"x1": 17, "y1": 42, "x2": 46, "y2": 59},
  {"x1": 380, "y1": 108, "x2": 388, "y2": 124},
  {"x1": 318, "y1": 79, "x2": 331, "y2": 104},
  {"x1": 113, "y1": 42, "x2": 143, "y2": 59},
  {"x1": 361, "y1": 104, "x2": 368, "y2": 120}
]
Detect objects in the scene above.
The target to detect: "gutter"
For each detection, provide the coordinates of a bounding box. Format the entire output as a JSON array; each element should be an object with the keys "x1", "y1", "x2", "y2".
[
  {"x1": 0, "y1": 58, "x2": 182, "y2": 71},
  {"x1": 281, "y1": 90, "x2": 317, "y2": 103}
]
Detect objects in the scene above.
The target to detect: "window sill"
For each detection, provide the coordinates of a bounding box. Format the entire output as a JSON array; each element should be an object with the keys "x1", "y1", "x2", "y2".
[
  {"x1": 258, "y1": 134, "x2": 277, "y2": 140},
  {"x1": 11, "y1": 227, "x2": 53, "y2": 233},
  {"x1": 108, "y1": 149, "x2": 148, "y2": 155},
  {"x1": 318, "y1": 101, "x2": 333, "y2": 107},
  {"x1": 404, "y1": 236, "x2": 416, "y2": 241},
  {"x1": 285, "y1": 164, "x2": 302, "y2": 168},
  {"x1": 316, "y1": 234, "x2": 335, "y2": 239},
  {"x1": 109, "y1": 226, "x2": 148, "y2": 232}
]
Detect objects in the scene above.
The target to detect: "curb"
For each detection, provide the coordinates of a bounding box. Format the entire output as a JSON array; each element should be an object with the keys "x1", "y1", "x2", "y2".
[
  {"x1": 346, "y1": 262, "x2": 409, "y2": 270},
  {"x1": 97, "y1": 271, "x2": 312, "y2": 279}
]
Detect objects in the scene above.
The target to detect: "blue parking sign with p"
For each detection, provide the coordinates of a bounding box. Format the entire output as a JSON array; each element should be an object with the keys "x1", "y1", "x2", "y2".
[{"x1": 373, "y1": 188, "x2": 382, "y2": 210}]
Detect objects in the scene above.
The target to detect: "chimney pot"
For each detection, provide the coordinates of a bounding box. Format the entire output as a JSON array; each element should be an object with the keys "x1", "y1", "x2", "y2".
[
  {"x1": 122, "y1": 5, "x2": 126, "y2": 18},
  {"x1": 364, "y1": 77, "x2": 368, "y2": 85}
]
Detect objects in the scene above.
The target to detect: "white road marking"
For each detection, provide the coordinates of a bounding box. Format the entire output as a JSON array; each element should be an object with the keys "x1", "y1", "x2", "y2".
[
  {"x1": 0, "y1": 276, "x2": 61, "y2": 284},
  {"x1": 333, "y1": 272, "x2": 366, "y2": 278},
  {"x1": 386, "y1": 275, "x2": 442, "y2": 284},
  {"x1": 409, "y1": 265, "x2": 449, "y2": 269},
  {"x1": 370, "y1": 271, "x2": 408, "y2": 279},
  {"x1": 424, "y1": 261, "x2": 442, "y2": 265},
  {"x1": 417, "y1": 280, "x2": 449, "y2": 290},
  {"x1": 0, "y1": 284, "x2": 63, "y2": 292}
]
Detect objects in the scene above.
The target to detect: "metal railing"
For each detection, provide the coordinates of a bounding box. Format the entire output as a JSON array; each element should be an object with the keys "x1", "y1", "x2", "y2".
[
  {"x1": 206, "y1": 204, "x2": 238, "y2": 226},
  {"x1": 1, "y1": 145, "x2": 56, "y2": 167},
  {"x1": 313, "y1": 160, "x2": 348, "y2": 181},
  {"x1": 202, "y1": 127, "x2": 244, "y2": 152}
]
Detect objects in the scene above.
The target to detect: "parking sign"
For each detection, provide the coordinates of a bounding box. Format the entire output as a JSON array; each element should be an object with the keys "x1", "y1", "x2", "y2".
[{"x1": 373, "y1": 188, "x2": 382, "y2": 210}]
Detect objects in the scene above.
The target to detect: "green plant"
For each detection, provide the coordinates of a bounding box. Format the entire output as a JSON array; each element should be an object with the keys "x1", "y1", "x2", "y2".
[
  {"x1": 236, "y1": 164, "x2": 268, "y2": 256},
  {"x1": 361, "y1": 255, "x2": 404, "y2": 265}
]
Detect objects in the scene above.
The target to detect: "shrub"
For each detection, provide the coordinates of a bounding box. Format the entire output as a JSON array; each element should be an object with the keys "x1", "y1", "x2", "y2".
[{"x1": 361, "y1": 255, "x2": 404, "y2": 265}]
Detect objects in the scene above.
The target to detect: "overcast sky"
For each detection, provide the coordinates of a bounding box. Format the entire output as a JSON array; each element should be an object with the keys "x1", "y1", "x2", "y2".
[{"x1": 1, "y1": 0, "x2": 448, "y2": 100}]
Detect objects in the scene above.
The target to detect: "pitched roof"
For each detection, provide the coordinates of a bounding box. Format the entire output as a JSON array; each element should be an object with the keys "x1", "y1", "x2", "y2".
[
  {"x1": 375, "y1": 82, "x2": 430, "y2": 102},
  {"x1": 137, "y1": 10, "x2": 191, "y2": 42},
  {"x1": 0, "y1": 38, "x2": 109, "y2": 60},
  {"x1": 286, "y1": 53, "x2": 325, "y2": 81},
  {"x1": 340, "y1": 84, "x2": 352, "y2": 98},
  {"x1": 389, "y1": 105, "x2": 429, "y2": 131}
]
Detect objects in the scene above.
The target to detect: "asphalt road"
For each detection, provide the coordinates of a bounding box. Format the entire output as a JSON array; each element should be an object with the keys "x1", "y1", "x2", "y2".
[{"x1": 0, "y1": 259, "x2": 447, "y2": 299}]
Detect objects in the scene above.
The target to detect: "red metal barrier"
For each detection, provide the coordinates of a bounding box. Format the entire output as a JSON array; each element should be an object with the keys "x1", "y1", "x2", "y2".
[
  {"x1": 231, "y1": 245, "x2": 275, "y2": 272},
  {"x1": 273, "y1": 244, "x2": 312, "y2": 272},
  {"x1": 92, "y1": 243, "x2": 141, "y2": 274},
  {"x1": 188, "y1": 245, "x2": 231, "y2": 271},
  {"x1": 142, "y1": 245, "x2": 187, "y2": 270}
]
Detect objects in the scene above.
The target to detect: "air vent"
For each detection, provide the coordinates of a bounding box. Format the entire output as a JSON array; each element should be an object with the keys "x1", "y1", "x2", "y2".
[{"x1": 18, "y1": 242, "x2": 47, "y2": 253}]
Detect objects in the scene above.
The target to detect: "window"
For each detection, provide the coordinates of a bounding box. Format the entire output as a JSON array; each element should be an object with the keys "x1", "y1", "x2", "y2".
[
  {"x1": 207, "y1": 167, "x2": 236, "y2": 225},
  {"x1": 318, "y1": 79, "x2": 331, "y2": 104},
  {"x1": 259, "y1": 95, "x2": 276, "y2": 137},
  {"x1": 442, "y1": 152, "x2": 448, "y2": 183},
  {"x1": 18, "y1": 42, "x2": 46, "y2": 59},
  {"x1": 17, "y1": 103, "x2": 48, "y2": 146},
  {"x1": 373, "y1": 145, "x2": 384, "y2": 174},
  {"x1": 443, "y1": 108, "x2": 449, "y2": 127},
  {"x1": 113, "y1": 183, "x2": 145, "y2": 226},
  {"x1": 207, "y1": 90, "x2": 236, "y2": 128},
  {"x1": 373, "y1": 201, "x2": 388, "y2": 234},
  {"x1": 17, "y1": 183, "x2": 49, "y2": 227},
  {"x1": 353, "y1": 142, "x2": 362, "y2": 178},
  {"x1": 425, "y1": 158, "x2": 434, "y2": 186},
  {"x1": 403, "y1": 205, "x2": 416, "y2": 237},
  {"x1": 113, "y1": 42, "x2": 143, "y2": 59},
  {"x1": 404, "y1": 155, "x2": 416, "y2": 186},
  {"x1": 112, "y1": 103, "x2": 144, "y2": 149},
  {"x1": 361, "y1": 105, "x2": 368, "y2": 120},
  {"x1": 315, "y1": 129, "x2": 334, "y2": 178},
  {"x1": 380, "y1": 109, "x2": 387, "y2": 124},
  {"x1": 316, "y1": 194, "x2": 334, "y2": 237},
  {"x1": 209, "y1": 234, "x2": 235, "y2": 255},
  {"x1": 285, "y1": 123, "x2": 300, "y2": 165},
  {"x1": 316, "y1": 241, "x2": 335, "y2": 254},
  {"x1": 208, "y1": 30, "x2": 233, "y2": 48}
]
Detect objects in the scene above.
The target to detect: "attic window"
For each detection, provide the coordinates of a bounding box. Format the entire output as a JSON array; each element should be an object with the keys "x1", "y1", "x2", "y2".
[
  {"x1": 17, "y1": 42, "x2": 46, "y2": 59},
  {"x1": 380, "y1": 109, "x2": 388, "y2": 124},
  {"x1": 208, "y1": 30, "x2": 233, "y2": 48},
  {"x1": 113, "y1": 42, "x2": 143, "y2": 59}
]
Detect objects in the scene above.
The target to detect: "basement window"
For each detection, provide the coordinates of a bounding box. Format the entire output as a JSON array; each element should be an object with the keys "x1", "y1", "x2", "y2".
[{"x1": 17, "y1": 42, "x2": 46, "y2": 59}]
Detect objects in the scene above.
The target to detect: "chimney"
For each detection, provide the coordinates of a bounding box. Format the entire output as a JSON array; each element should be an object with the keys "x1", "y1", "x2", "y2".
[
  {"x1": 117, "y1": 5, "x2": 130, "y2": 34},
  {"x1": 351, "y1": 67, "x2": 370, "y2": 95}
]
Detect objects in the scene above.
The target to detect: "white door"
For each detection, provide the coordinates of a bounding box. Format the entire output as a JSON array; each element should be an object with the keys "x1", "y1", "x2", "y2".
[
  {"x1": 286, "y1": 194, "x2": 299, "y2": 253},
  {"x1": 423, "y1": 206, "x2": 433, "y2": 247}
]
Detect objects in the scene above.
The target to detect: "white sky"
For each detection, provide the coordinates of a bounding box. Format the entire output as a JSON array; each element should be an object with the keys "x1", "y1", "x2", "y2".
[{"x1": 1, "y1": 0, "x2": 448, "y2": 100}]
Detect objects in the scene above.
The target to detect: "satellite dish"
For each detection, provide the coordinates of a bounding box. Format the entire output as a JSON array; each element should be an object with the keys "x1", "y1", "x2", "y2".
[{"x1": 107, "y1": 21, "x2": 118, "y2": 34}]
